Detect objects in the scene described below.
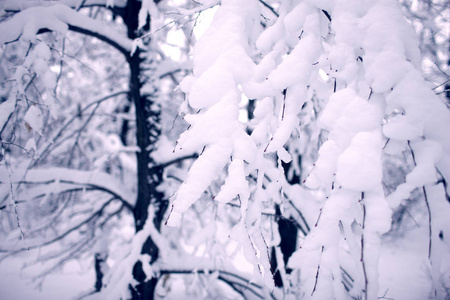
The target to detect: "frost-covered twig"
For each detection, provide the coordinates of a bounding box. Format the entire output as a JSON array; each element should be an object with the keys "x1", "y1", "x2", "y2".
[
  {"x1": 35, "y1": 90, "x2": 128, "y2": 165},
  {"x1": 53, "y1": 37, "x2": 65, "y2": 95},
  {"x1": 378, "y1": 289, "x2": 394, "y2": 300},
  {"x1": 0, "y1": 6, "x2": 133, "y2": 56},
  {"x1": 0, "y1": 197, "x2": 119, "y2": 258},
  {"x1": 67, "y1": 101, "x2": 101, "y2": 166},
  {"x1": 5, "y1": 161, "x2": 26, "y2": 242},
  {"x1": 159, "y1": 269, "x2": 267, "y2": 299},
  {"x1": 13, "y1": 175, "x2": 134, "y2": 211},
  {"x1": 31, "y1": 234, "x2": 96, "y2": 281},
  {"x1": 1, "y1": 141, "x2": 34, "y2": 158}
]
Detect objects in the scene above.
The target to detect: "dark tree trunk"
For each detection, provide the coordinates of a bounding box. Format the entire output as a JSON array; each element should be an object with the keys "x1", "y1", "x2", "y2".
[
  {"x1": 127, "y1": 48, "x2": 166, "y2": 300},
  {"x1": 270, "y1": 204, "x2": 298, "y2": 288},
  {"x1": 127, "y1": 49, "x2": 164, "y2": 232},
  {"x1": 120, "y1": 1, "x2": 166, "y2": 298}
]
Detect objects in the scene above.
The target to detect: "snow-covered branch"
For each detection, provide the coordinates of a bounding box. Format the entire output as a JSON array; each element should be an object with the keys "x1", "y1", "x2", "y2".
[
  {"x1": 0, "y1": 167, "x2": 135, "y2": 207},
  {"x1": 1, "y1": 0, "x2": 127, "y2": 11},
  {"x1": 0, "y1": 4, "x2": 133, "y2": 56},
  {"x1": 0, "y1": 196, "x2": 122, "y2": 256}
]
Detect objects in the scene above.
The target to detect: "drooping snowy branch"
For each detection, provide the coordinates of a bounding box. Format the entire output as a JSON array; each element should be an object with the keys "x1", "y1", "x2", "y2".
[
  {"x1": 0, "y1": 4, "x2": 133, "y2": 56},
  {"x1": 0, "y1": 167, "x2": 135, "y2": 206},
  {"x1": 1, "y1": 0, "x2": 127, "y2": 11},
  {"x1": 169, "y1": 0, "x2": 450, "y2": 298}
]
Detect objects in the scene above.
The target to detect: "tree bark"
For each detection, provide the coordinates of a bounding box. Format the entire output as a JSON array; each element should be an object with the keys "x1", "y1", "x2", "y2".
[
  {"x1": 123, "y1": 1, "x2": 166, "y2": 298},
  {"x1": 94, "y1": 252, "x2": 107, "y2": 292}
]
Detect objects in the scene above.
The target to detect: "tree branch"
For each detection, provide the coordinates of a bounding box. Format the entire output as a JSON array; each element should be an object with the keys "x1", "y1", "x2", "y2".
[
  {"x1": 1, "y1": 4, "x2": 132, "y2": 58},
  {"x1": 407, "y1": 140, "x2": 432, "y2": 259},
  {"x1": 35, "y1": 90, "x2": 128, "y2": 165},
  {"x1": 259, "y1": 0, "x2": 279, "y2": 18},
  {"x1": 66, "y1": 25, "x2": 130, "y2": 58},
  {"x1": 158, "y1": 153, "x2": 198, "y2": 169},
  {"x1": 311, "y1": 245, "x2": 324, "y2": 296},
  {"x1": 159, "y1": 269, "x2": 266, "y2": 299},
  {"x1": 360, "y1": 192, "x2": 368, "y2": 300},
  {"x1": 12, "y1": 178, "x2": 134, "y2": 212},
  {"x1": 0, "y1": 197, "x2": 119, "y2": 258}
]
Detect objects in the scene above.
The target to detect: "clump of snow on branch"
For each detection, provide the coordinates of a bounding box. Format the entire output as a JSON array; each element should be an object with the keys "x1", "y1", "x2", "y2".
[
  {"x1": 168, "y1": 0, "x2": 285, "y2": 289},
  {"x1": 172, "y1": 0, "x2": 450, "y2": 298}
]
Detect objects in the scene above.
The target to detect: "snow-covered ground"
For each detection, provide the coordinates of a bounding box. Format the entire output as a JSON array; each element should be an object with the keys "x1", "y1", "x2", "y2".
[
  {"x1": 378, "y1": 227, "x2": 433, "y2": 300},
  {"x1": 0, "y1": 225, "x2": 435, "y2": 300},
  {"x1": 0, "y1": 256, "x2": 93, "y2": 300}
]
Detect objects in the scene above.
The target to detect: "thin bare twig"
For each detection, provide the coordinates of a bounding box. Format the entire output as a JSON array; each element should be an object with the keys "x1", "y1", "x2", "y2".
[
  {"x1": 407, "y1": 141, "x2": 432, "y2": 258},
  {"x1": 159, "y1": 269, "x2": 267, "y2": 299},
  {"x1": 311, "y1": 245, "x2": 324, "y2": 296},
  {"x1": 0, "y1": 197, "x2": 118, "y2": 258},
  {"x1": 259, "y1": 0, "x2": 279, "y2": 18},
  {"x1": 360, "y1": 192, "x2": 368, "y2": 300},
  {"x1": 35, "y1": 90, "x2": 128, "y2": 166},
  {"x1": 2, "y1": 157, "x2": 27, "y2": 248}
]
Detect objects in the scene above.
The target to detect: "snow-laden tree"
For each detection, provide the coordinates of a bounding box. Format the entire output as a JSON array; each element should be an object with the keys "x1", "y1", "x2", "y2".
[
  {"x1": 1, "y1": 0, "x2": 449, "y2": 299},
  {"x1": 167, "y1": 0, "x2": 450, "y2": 299}
]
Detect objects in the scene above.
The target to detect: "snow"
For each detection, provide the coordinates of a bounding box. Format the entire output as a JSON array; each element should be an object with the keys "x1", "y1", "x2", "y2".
[
  {"x1": 336, "y1": 131, "x2": 383, "y2": 191},
  {"x1": 192, "y1": 5, "x2": 219, "y2": 40},
  {"x1": 0, "y1": 4, "x2": 133, "y2": 53},
  {"x1": 305, "y1": 140, "x2": 340, "y2": 189},
  {"x1": 256, "y1": 11, "x2": 286, "y2": 53},
  {"x1": 364, "y1": 191, "x2": 392, "y2": 235},
  {"x1": 0, "y1": 99, "x2": 15, "y2": 131},
  {"x1": 167, "y1": 141, "x2": 232, "y2": 226},
  {"x1": 24, "y1": 106, "x2": 44, "y2": 134},
  {"x1": 360, "y1": 0, "x2": 422, "y2": 68},
  {"x1": 319, "y1": 88, "x2": 383, "y2": 147},
  {"x1": 188, "y1": 65, "x2": 236, "y2": 109},
  {"x1": 168, "y1": 0, "x2": 263, "y2": 227},
  {"x1": 1, "y1": 0, "x2": 128, "y2": 11},
  {"x1": 268, "y1": 34, "x2": 320, "y2": 90},
  {"x1": 366, "y1": 50, "x2": 413, "y2": 93},
  {"x1": 0, "y1": 167, "x2": 134, "y2": 208},
  {"x1": 192, "y1": 0, "x2": 258, "y2": 76},
  {"x1": 284, "y1": 2, "x2": 315, "y2": 34},
  {"x1": 284, "y1": 0, "x2": 450, "y2": 297},
  {"x1": 177, "y1": 90, "x2": 242, "y2": 151},
  {"x1": 2, "y1": 0, "x2": 449, "y2": 299},
  {"x1": 427, "y1": 184, "x2": 450, "y2": 299},
  {"x1": 328, "y1": 44, "x2": 359, "y2": 82},
  {"x1": 138, "y1": 0, "x2": 156, "y2": 31},
  {"x1": 214, "y1": 158, "x2": 249, "y2": 204},
  {"x1": 383, "y1": 114, "x2": 423, "y2": 140},
  {"x1": 406, "y1": 163, "x2": 438, "y2": 187},
  {"x1": 0, "y1": 256, "x2": 93, "y2": 300},
  {"x1": 378, "y1": 240, "x2": 432, "y2": 300}
]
